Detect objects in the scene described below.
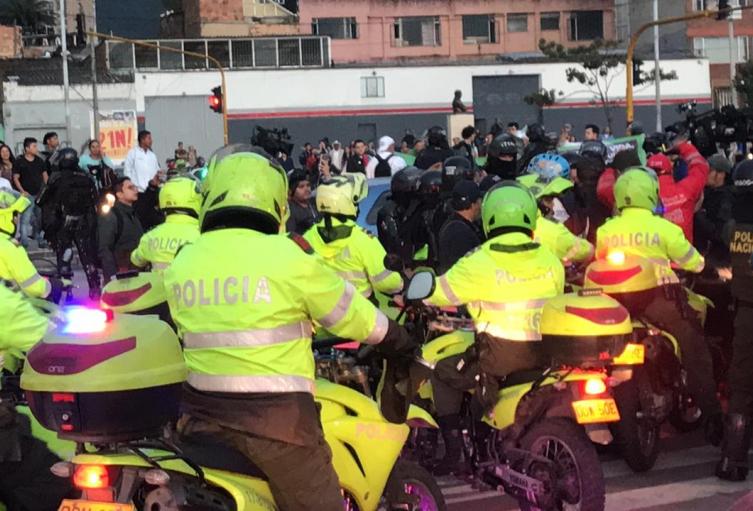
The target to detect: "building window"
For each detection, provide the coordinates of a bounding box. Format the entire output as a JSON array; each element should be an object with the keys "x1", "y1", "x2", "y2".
[
  {"x1": 311, "y1": 17, "x2": 358, "y2": 39},
  {"x1": 462, "y1": 14, "x2": 496, "y2": 44},
  {"x1": 696, "y1": 0, "x2": 748, "y2": 11},
  {"x1": 540, "y1": 12, "x2": 560, "y2": 31},
  {"x1": 361, "y1": 76, "x2": 385, "y2": 98},
  {"x1": 693, "y1": 36, "x2": 750, "y2": 63},
  {"x1": 507, "y1": 13, "x2": 528, "y2": 33},
  {"x1": 393, "y1": 16, "x2": 441, "y2": 47},
  {"x1": 569, "y1": 11, "x2": 604, "y2": 41}
]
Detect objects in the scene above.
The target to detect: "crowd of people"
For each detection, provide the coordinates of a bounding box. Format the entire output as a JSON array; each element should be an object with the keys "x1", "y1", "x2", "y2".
[{"x1": 3, "y1": 113, "x2": 753, "y2": 510}]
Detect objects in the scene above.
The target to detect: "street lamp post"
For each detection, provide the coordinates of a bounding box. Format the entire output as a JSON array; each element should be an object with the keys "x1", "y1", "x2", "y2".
[{"x1": 86, "y1": 31, "x2": 230, "y2": 145}]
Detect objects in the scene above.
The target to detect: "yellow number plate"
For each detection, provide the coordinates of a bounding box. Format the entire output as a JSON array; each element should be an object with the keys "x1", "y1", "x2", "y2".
[
  {"x1": 58, "y1": 500, "x2": 135, "y2": 511},
  {"x1": 572, "y1": 398, "x2": 621, "y2": 424},
  {"x1": 613, "y1": 343, "x2": 645, "y2": 365}
]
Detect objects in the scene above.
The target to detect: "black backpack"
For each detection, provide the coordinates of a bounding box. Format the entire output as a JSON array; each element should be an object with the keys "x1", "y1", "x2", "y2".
[
  {"x1": 59, "y1": 173, "x2": 97, "y2": 216},
  {"x1": 374, "y1": 154, "x2": 393, "y2": 178}
]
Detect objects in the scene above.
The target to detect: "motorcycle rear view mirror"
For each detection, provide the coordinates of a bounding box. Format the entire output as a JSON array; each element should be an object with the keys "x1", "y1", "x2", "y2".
[{"x1": 405, "y1": 271, "x2": 435, "y2": 301}]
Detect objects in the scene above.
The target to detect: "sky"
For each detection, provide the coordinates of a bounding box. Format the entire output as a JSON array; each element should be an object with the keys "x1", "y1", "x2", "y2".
[{"x1": 96, "y1": 0, "x2": 163, "y2": 39}]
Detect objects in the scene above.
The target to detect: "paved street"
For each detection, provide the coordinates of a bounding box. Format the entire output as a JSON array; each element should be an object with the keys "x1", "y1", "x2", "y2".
[{"x1": 442, "y1": 431, "x2": 753, "y2": 511}]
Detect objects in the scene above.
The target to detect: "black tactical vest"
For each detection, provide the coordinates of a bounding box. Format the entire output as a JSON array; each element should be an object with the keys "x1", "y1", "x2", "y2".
[{"x1": 729, "y1": 221, "x2": 753, "y2": 303}]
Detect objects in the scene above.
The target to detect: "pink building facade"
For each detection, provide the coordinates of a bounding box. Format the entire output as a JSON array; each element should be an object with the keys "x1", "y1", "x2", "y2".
[{"x1": 298, "y1": 0, "x2": 616, "y2": 64}]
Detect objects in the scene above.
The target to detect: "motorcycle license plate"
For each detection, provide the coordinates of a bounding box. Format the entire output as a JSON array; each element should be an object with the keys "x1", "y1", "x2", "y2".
[
  {"x1": 572, "y1": 398, "x2": 620, "y2": 424},
  {"x1": 58, "y1": 500, "x2": 134, "y2": 511},
  {"x1": 613, "y1": 343, "x2": 645, "y2": 365}
]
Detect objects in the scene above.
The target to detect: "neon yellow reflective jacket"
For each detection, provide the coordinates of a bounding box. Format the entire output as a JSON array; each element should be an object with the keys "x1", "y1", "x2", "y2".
[
  {"x1": 0, "y1": 285, "x2": 50, "y2": 367},
  {"x1": 0, "y1": 233, "x2": 50, "y2": 298},
  {"x1": 303, "y1": 218, "x2": 403, "y2": 297},
  {"x1": 535, "y1": 216, "x2": 594, "y2": 264},
  {"x1": 596, "y1": 208, "x2": 704, "y2": 284},
  {"x1": 426, "y1": 232, "x2": 564, "y2": 341},
  {"x1": 164, "y1": 228, "x2": 390, "y2": 395},
  {"x1": 130, "y1": 214, "x2": 200, "y2": 271}
]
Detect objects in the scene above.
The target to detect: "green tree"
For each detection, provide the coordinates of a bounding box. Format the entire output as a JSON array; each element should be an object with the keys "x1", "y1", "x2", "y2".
[
  {"x1": 0, "y1": 0, "x2": 54, "y2": 33},
  {"x1": 734, "y1": 60, "x2": 753, "y2": 107},
  {"x1": 538, "y1": 39, "x2": 677, "y2": 131}
]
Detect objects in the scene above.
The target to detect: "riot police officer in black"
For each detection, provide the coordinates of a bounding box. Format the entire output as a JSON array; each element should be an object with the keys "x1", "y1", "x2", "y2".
[
  {"x1": 717, "y1": 159, "x2": 753, "y2": 481},
  {"x1": 37, "y1": 148, "x2": 101, "y2": 300}
]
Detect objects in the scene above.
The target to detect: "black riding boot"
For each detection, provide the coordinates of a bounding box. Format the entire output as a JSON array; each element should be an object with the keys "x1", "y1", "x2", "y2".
[
  {"x1": 432, "y1": 415, "x2": 464, "y2": 476},
  {"x1": 716, "y1": 413, "x2": 751, "y2": 481}
]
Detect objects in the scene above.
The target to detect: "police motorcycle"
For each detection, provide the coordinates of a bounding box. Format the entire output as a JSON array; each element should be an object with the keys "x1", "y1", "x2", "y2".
[
  {"x1": 19, "y1": 301, "x2": 446, "y2": 511},
  {"x1": 401, "y1": 271, "x2": 633, "y2": 511},
  {"x1": 86, "y1": 271, "x2": 444, "y2": 510},
  {"x1": 583, "y1": 251, "x2": 712, "y2": 472}
]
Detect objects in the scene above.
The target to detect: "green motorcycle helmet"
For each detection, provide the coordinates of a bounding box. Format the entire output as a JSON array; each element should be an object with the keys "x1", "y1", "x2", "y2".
[
  {"x1": 481, "y1": 181, "x2": 538, "y2": 237},
  {"x1": 517, "y1": 173, "x2": 574, "y2": 200},
  {"x1": 316, "y1": 173, "x2": 368, "y2": 218},
  {"x1": 159, "y1": 177, "x2": 202, "y2": 218},
  {"x1": 200, "y1": 145, "x2": 289, "y2": 234},
  {"x1": 0, "y1": 191, "x2": 31, "y2": 237},
  {"x1": 614, "y1": 167, "x2": 659, "y2": 212}
]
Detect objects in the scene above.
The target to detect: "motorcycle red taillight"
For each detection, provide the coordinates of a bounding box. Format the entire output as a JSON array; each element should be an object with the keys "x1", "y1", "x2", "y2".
[{"x1": 73, "y1": 465, "x2": 110, "y2": 489}]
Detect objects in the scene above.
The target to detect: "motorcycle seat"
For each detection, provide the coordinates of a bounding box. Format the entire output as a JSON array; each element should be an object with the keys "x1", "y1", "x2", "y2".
[{"x1": 177, "y1": 434, "x2": 269, "y2": 480}]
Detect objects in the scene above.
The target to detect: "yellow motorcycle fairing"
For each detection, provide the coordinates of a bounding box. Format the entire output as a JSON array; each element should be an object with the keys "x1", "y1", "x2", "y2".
[
  {"x1": 418, "y1": 330, "x2": 474, "y2": 401},
  {"x1": 483, "y1": 371, "x2": 611, "y2": 430},
  {"x1": 66, "y1": 379, "x2": 408, "y2": 511}
]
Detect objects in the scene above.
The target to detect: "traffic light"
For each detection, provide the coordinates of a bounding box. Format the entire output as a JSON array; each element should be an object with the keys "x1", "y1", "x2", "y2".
[
  {"x1": 209, "y1": 86, "x2": 223, "y2": 113},
  {"x1": 632, "y1": 59, "x2": 643, "y2": 86},
  {"x1": 717, "y1": 0, "x2": 730, "y2": 20}
]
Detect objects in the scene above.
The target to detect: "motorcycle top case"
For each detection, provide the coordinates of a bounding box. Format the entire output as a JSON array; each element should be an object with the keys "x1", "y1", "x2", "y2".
[
  {"x1": 539, "y1": 292, "x2": 631, "y2": 366},
  {"x1": 100, "y1": 272, "x2": 168, "y2": 313},
  {"x1": 21, "y1": 312, "x2": 187, "y2": 442}
]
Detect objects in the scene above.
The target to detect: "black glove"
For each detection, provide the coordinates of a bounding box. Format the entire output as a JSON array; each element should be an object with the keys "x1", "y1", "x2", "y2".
[
  {"x1": 46, "y1": 277, "x2": 64, "y2": 305},
  {"x1": 376, "y1": 319, "x2": 418, "y2": 357}
]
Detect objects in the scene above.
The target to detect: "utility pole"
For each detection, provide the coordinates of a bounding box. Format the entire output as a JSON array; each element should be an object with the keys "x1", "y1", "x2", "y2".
[
  {"x1": 653, "y1": 0, "x2": 662, "y2": 132},
  {"x1": 728, "y1": 17, "x2": 738, "y2": 107},
  {"x1": 60, "y1": 0, "x2": 71, "y2": 144},
  {"x1": 89, "y1": 0, "x2": 100, "y2": 141}
]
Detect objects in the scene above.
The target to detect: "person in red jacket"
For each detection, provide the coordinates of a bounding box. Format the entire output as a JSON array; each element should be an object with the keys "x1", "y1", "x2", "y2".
[
  {"x1": 596, "y1": 149, "x2": 642, "y2": 212},
  {"x1": 646, "y1": 142, "x2": 709, "y2": 243},
  {"x1": 596, "y1": 142, "x2": 709, "y2": 243}
]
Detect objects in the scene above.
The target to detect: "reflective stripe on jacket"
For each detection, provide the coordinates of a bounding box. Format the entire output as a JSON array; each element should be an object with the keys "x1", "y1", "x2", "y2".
[
  {"x1": 164, "y1": 228, "x2": 389, "y2": 394},
  {"x1": 130, "y1": 214, "x2": 199, "y2": 271},
  {"x1": 425, "y1": 232, "x2": 564, "y2": 341},
  {"x1": 0, "y1": 235, "x2": 50, "y2": 298},
  {"x1": 596, "y1": 208, "x2": 704, "y2": 284},
  {"x1": 304, "y1": 218, "x2": 403, "y2": 297},
  {"x1": 535, "y1": 216, "x2": 594, "y2": 264}
]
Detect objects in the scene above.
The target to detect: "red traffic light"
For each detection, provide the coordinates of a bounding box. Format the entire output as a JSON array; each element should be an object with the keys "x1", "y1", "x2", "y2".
[{"x1": 209, "y1": 86, "x2": 223, "y2": 113}]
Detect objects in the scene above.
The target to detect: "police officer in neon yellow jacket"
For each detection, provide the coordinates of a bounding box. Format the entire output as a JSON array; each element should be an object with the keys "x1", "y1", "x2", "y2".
[
  {"x1": 0, "y1": 191, "x2": 51, "y2": 298},
  {"x1": 535, "y1": 215, "x2": 594, "y2": 264},
  {"x1": 163, "y1": 147, "x2": 415, "y2": 511},
  {"x1": 0, "y1": 285, "x2": 68, "y2": 510},
  {"x1": 423, "y1": 181, "x2": 564, "y2": 475},
  {"x1": 304, "y1": 173, "x2": 402, "y2": 299},
  {"x1": 131, "y1": 177, "x2": 200, "y2": 272},
  {"x1": 595, "y1": 168, "x2": 720, "y2": 429}
]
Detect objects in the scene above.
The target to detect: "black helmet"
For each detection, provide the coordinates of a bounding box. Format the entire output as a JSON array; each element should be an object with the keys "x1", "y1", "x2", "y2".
[
  {"x1": 442, "y1": 155, "x2": 476, "y2": 190},
  {"x1": 418, "y1": 169, "x2": 442, "y2": 196},
  {"x1": 733, "y1": 159, "x2": 753, "y2": 190},
  {"x1": 426, "y1": 126, "x2": 448, "y2": 149},
  {"x1": 58, "y1": 147, "x2": 79, "y2": 171},
  {"x1": 579, "y1": 140, "x2": 608, "y2": 163},
  {"x1": 527, "y1": 123, "x2": 546, "y2": 143},
  {"x1": 391, "y1": 166, "x2": 423, "y2": 195},
  {"x1": 487, "y1": 134, "x2": 518, "y2": 159},
  {"x1": 644, "y1": 132, "x2": 668, "y2": 155}
]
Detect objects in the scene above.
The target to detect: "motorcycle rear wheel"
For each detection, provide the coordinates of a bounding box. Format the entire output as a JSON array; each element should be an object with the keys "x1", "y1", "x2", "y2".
[
  {"x1": 611, "y1": 367, "x2": 660, "y2": 472},
  {"x1": 518, "y1": 418, "x2": 605, "y2": 511}
]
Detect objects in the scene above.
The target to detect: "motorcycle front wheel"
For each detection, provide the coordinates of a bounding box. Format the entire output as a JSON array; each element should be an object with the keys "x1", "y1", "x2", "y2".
[
  {"x1": 518, "y1": 418, "x2": 605, "y2": 511},
  {"x1": 380, "y1": 459, "x2": 447, "y2": 511}
]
